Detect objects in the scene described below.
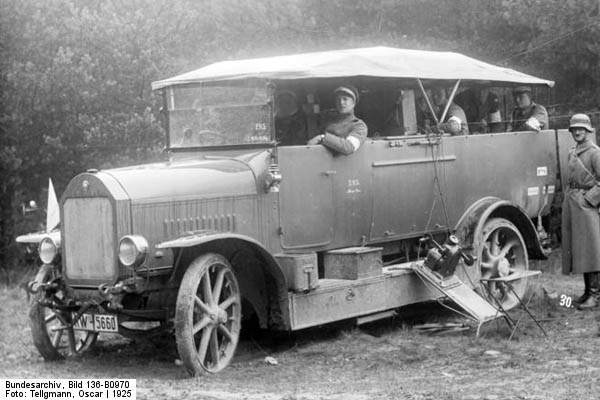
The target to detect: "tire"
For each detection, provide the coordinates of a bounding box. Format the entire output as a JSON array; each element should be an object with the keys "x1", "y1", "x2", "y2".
[
  {"x1": 475, "y1": 218, "x2": 529, "y2": 311},
  {"x1": 175, "y1": 253, "x2": 241, "y2": 376},
  {"x1": 29, "y1": 266, "x2": 98, "y2": 360}
]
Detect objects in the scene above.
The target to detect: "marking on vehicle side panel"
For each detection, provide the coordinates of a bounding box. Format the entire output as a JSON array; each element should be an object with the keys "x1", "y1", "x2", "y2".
[
  {"x1": 247, "y1": 134, "x2": 270, "y2": 143},
  {"x1": 544, "y1": 185, "x2": 556, "y2": 194},
  {"x1": 527, "y1": 187, "x2": 540, "y2": 196},
  {"x1": 346, "y1": 179, "x2": 361, "y2": 194},
  {"x1": 346, "y1": 288, "x2": 356, "y2": 301},
  {"x1": 537, "y1": 166, "x2": 548, "y2": 176}
]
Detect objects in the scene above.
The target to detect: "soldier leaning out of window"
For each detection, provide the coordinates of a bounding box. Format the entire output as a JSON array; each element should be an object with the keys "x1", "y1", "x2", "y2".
[
  {"x1": 430, "y1": 87, "x2": 469, "y2": 136},
  {"x1": 307, "y1": 85, "x2": 368, "y2": 155},
  {"x1": 507, "y1": 86, "x2": 549, "y2": 132}
]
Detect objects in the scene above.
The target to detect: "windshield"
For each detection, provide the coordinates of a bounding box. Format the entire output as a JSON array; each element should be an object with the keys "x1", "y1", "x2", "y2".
[{"x1": 166, "y1": 84, "x2": 272, "y2": 148}]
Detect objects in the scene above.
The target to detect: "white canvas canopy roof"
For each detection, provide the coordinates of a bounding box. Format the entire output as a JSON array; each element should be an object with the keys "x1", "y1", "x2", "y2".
[{"x1": 152, "y1": 46, "x2": 554, "y2": 90}]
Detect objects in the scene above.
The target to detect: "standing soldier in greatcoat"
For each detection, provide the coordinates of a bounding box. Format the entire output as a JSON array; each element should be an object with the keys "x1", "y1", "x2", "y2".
[{"x1": 562, "y1": 114, "x2": 600, "y2": 309}]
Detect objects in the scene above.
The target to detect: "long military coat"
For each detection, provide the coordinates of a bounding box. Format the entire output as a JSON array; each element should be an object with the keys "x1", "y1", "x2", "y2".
[{"x1": 562, "y1": 139, "x2": 600, "y2": 274}]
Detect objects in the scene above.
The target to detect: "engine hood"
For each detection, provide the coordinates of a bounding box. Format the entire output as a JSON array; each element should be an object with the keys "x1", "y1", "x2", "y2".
[
  {"x1": 88, "y1": 153, "x2": 266, "y2": 203},
  {"x1": 64, "y1": 152, "x2": 267, "y2": 203}
]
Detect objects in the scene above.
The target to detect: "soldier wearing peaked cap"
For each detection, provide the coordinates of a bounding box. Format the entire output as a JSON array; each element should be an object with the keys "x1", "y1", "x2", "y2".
[
  {"x1": 508, "y1": 86, "x2": 549, "y2": 132},
  {"x1": 307, "y1": 85, "x2": 367, "y2": 155},
  {"x1": 561, "y1": 113, "x2": 600, "y2": 309}
]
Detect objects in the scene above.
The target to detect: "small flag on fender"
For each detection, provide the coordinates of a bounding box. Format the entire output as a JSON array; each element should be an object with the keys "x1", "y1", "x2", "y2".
[{"x1": 46, "y1": 178, "x2": 60, "y2": 232}]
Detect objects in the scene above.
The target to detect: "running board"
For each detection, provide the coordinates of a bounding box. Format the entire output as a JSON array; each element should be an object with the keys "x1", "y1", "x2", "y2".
[{"x1": 412, "y1": 263, "x2": 504, "y2": 334}]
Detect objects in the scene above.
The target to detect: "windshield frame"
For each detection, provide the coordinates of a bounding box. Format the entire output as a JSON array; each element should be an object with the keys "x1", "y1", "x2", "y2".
[{"x1": 162, "y1": 80, "x2": 276, "y2": 152}]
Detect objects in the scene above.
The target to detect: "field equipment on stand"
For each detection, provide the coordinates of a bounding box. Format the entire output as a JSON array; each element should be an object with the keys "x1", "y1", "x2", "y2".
[
  {"x1": 412, "y1": 235, "x2": 508, "y2": 337},
  {"x1": 422, "y1": 235, "x2": 474, "y2": 279}
]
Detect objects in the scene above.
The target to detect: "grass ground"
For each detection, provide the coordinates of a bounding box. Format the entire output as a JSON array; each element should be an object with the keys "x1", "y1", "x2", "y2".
[{"x1": 1, "y1": 250, "x2": 599, "y2": 399}]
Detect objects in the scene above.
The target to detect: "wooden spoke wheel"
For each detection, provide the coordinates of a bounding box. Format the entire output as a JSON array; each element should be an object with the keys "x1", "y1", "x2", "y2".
[
  {"x1": 29, "y1": 266, "x2": 97, "y2": 360},
  {"x1": 476, "y1": 218, "x2": 529, "y2": 311},
  {"x1": 175, "y1": 253, "x2": 241, "y2": 376}
]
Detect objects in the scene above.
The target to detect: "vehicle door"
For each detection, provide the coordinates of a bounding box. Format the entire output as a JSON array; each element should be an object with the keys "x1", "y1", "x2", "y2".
[
  {"x1": 368, "y1": 138, "x2": 447, "y2": 242},
  {"x1": 277, "y1": 146, "x2": 335, "y2": 249}
]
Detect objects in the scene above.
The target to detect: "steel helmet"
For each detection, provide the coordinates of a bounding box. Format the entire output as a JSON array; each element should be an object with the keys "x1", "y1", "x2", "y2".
[{"x1": 569, "y1": 113, "x2": 593, "y2": 132}]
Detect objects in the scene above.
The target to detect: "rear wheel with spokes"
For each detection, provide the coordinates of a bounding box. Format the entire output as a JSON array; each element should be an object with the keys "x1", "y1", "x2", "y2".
[
  {"x1": 175, "y1": 253, "x2": 242, "y2": 376},
  {"x1": 476, "y1": 218, "x2": 529, "y2": 311}
]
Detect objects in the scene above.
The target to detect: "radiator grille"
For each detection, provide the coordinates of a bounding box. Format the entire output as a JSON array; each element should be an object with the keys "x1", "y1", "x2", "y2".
[{"x1": 64, "y1": 197, "x2": 116, "y2": 281}]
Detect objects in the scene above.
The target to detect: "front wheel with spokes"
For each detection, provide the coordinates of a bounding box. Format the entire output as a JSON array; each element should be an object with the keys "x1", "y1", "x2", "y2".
[
  {"x1": 29, "y1": 266, "x2": 97, "y2": 360},
  {"x1": 175, "y1": 253, "x2": 242, "y2": 376},
  {"x1": 476, "y1": 218, "x2": 529, "y2": 311},
  {"x1": 30, "y1": 304, "x2": 98, "y2": 360}
]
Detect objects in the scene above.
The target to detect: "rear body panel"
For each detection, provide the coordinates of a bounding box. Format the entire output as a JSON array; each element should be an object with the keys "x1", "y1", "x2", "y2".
[{"x1": 276, "y1": 130, "x2": 557, "y2": 252}]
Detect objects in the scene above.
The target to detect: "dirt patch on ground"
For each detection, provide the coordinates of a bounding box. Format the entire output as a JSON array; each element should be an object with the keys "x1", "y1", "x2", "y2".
[{"x1": 2, "y1": 250, "x2": 600, "y2": 399}]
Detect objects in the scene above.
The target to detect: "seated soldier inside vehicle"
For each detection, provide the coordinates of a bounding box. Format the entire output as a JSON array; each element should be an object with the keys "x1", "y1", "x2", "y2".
[
  {"x1": 275, "y1": 89, "x2": 308, "y2": 146},
  {"x1": 382, "y1": 88, "x2": 406, "y2": 136},
  {"x1": 307, "y1": 85, "x2": 368, "y2": 155},
  {"x1": 508, "y1": 86, "x2": 549, "y2": 132},
  {"x1": 431, "y1": 87, "x2": 469, "y2": 135},
  {"x1": 480, "y1": 91, "x2": 504, "y2": 133},
  {"x1": 416, "y1": 93, "x2": 436, "y2": 134},
  {"x1": 454, "y1": 88, "x2": 504, "y2": 133}
]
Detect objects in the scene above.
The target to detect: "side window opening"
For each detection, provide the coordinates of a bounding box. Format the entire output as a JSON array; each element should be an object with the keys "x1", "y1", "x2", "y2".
[
  {"x1": 360, "y1": 87, "x2": 418, "y2": 137},
  {"x1": 274, "y1": 82, "x2": 424, "y2": 145},
  {"x1": 274, "y1": 88, "x2": 309, "y2": 146}
]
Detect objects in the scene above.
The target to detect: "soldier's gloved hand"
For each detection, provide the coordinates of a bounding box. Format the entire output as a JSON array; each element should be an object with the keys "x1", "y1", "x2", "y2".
[
  {"x1": 307, "y1": 134, "x2": 324, "y2": 145},
  {"x1": 525, "y1": 117, "x2": 541, "y2": 131}
]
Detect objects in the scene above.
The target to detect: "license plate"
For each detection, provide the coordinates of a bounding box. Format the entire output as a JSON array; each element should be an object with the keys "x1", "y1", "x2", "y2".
[{"x1": 73, "y1": 313, "x2": 118, "y2": 333}]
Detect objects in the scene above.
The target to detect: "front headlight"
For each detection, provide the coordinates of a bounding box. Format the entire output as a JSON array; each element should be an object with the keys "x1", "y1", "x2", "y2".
[
  {"x1": 118, "y1": 235, "x2": 148, "y2": 269},
  {"x1": 39, "y1": 236, "x2": 61, "y2": 264}
]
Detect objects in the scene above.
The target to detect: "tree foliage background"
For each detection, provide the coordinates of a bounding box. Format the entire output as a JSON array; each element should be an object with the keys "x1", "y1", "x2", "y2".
[{"x1": 2, "y1": 0, "x2": 600, "y2": 277}]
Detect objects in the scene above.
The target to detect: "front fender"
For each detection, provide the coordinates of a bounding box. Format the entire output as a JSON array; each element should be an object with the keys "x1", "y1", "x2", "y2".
[
  {"x1": 156, "y1": 231, "x2": 288, "y2": 292},
  {"x1": 16, "y1": 229, "x2": 61, "y2": 244},
  {"x1": 157, "y1": 231, "x2": 290, "y2": 330}
]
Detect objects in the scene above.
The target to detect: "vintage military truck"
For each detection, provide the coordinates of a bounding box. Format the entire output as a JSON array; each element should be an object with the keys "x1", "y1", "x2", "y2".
[{"x1": 21, "y1": 47, "x2": 567, "y2": 376}]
